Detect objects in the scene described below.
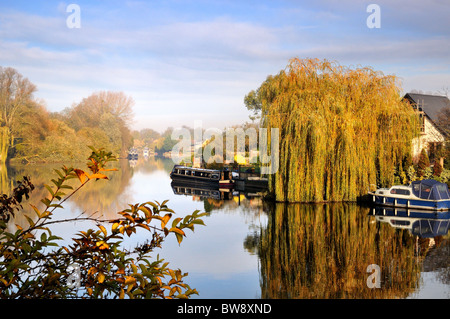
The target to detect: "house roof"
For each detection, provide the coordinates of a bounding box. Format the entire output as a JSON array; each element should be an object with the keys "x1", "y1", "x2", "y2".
[{"x1": 403, "y1": 93, "x2": 450, "y2": 124}]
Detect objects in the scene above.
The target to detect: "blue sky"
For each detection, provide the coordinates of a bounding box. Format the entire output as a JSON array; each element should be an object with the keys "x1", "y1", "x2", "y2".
[{"x1": 0, "y1": 0, "x2": 449, "y2": 132}]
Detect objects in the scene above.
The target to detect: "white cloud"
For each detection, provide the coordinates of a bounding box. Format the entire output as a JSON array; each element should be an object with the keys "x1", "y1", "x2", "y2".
[{"x1": 0, "y1": 2, "x2": 448, "y2": 133}]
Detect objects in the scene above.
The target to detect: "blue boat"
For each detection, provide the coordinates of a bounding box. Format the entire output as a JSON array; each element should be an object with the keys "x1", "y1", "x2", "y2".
[{"x1": 370, "y1": 179, "x2": 450, "y2": 211}]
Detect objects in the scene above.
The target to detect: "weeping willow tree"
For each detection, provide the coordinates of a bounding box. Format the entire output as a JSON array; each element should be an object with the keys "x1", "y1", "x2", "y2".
[{"x1": 247, "y1": 58, "x2": 420, "y2": 202}]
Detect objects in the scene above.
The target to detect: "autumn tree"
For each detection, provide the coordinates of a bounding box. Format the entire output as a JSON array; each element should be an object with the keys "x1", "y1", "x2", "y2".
[
  {"x1": 0, "y1": 67, "x2": 37, "y2": 163},
  {"x1": 67, "y1": 91, "x2": 134, "y2": 129},
  {"x1": 247, "y1": 58, "x2": 419, "y2": 202},
  {"x1": 436, "y1": 106, "x2": 450, "y2": 137},
  {"x1": 12, "y1": 100, "x2": 54, "y2": 162},
  {"x1": 436, "y1": 103, "x2": 450, "y2": 169},
  {"x1": 155, "y1": 127, "x2": 178, "y2": 154},
  {"x1": 0, "y1": 67, "x2": 137, "y2": 164},
  {"x1": 244, "y1": 88, "x2": 264, "y2": 121},
  {"x1": 133, "y1": 128, "x2": 161, "y2": 149},
  {"x1": 66, "y1": 91, "x2": 135, "y2": 156},
  {"x1": 433, "y1": 160, "x2": 443, "y2": 177},
  {"x1": 417, "y1": 149, "x2": 430, "y2": 177}
]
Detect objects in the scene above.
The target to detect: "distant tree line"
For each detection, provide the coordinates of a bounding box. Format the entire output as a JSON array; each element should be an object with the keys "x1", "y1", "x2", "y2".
[
  {"x1": 0, "y1": 66, "x2": 134, "y2": 163},
  {"x1": 132, "y1": 127, "x2": 195, "y2": 156},
  {"x1": 132, "y1": 127, "x2": 177, "y2": 155}
]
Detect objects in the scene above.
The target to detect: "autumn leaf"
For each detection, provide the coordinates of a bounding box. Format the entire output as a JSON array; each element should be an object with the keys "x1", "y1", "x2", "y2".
[
  {"x1": 96, "y1": 240, "x2": 109, "y2": 250},
  {"x1": 98, "y1": 224, "x2": 107, "y2": 236},
  {"x1": 160, "y1": 213, "x2": 172, "y2": 229},
  {"x1": 89, "y1": 173, "x2": 109, "y2": 180},
  {"x1": 73, "y1": 168, "x2": 88, "y2": 183},
  {"x1": 97, "y1": 272, "x2": 105, "y2": 283},
  {"x1": 112, "y1": 222, "x2": 120, "y2": 232},
  {"x1": 124, "y1": 276, "x2": 136, "y2": 285},
  {"x1": 169, "y1": 227, "x2": 185, "y2": 237}
]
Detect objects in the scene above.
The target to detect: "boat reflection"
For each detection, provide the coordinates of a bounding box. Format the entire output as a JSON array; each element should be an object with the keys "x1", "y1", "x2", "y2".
[
  {"x1": 170, "y1": 181, "x2": 265, "y2": 202},
  {"x1": 171, "y1": 181, "x2": 233, "y2": 200},
  {"x1": 370, "y1": 206, "x2": 450, "y2": 238}
]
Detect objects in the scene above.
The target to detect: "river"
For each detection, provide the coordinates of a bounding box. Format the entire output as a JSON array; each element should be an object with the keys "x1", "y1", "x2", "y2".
[{"x1": 3, "y1": 157, "x2": 449, "y2": 299}]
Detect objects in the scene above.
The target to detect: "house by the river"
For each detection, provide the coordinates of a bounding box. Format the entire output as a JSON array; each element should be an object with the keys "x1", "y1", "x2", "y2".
[{"x1": 403, "y1": 92, "x2": 450, "y2": 163}]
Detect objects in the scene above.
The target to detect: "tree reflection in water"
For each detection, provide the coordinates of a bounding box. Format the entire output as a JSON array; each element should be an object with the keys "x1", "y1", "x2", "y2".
[
  {"x1": 4, "y1": 157, "x2": 169, "y2": 229},
  {"x1": 3, "y1": 157, "x2": 449, "y2": 298},
  {"x1": 252, "y1": 202, "x2": 449, "y2": 298}
]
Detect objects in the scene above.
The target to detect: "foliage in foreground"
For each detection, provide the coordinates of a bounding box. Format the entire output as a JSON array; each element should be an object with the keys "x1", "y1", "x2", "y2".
[{"x1": 0, "y1": 147, "x2": 207, "y2": 298}]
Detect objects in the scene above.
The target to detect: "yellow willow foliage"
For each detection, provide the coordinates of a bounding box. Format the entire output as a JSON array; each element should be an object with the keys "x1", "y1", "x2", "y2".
[{"x1": 259, "y1": 58, "x2": 419, "y2": 202}]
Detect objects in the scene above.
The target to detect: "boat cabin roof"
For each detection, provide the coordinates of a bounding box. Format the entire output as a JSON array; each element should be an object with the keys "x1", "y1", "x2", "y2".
[
  {"x1": 172, "y1": 165, "x2": 219, "y2": 174},
  {"x1": 410, "y1": 179, "x2": 450, "y2": 200},
  {"x1": 390, "y1": 185, "x2": 410, "y2": 190}
]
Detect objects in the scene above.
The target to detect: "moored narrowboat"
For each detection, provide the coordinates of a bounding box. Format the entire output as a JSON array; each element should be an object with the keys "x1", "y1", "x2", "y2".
[
  {"x1": 369, "y1": 179, "x2": 450, "y2": 211},
  {"x1": 170, "y1": 165, "x2": 234, "y2": 187}
]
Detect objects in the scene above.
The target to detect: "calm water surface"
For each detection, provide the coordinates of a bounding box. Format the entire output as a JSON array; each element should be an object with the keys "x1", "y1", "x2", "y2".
[{"x1": 5, "y1": 157, "x2": 450, "y2": 299}]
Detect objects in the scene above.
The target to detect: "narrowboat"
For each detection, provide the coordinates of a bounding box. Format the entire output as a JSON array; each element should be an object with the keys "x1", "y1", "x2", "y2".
[
  {"x1": 170, "y1": 165, "x2": 234, "y2": 188},
  {"x1": 370, "y1": 179, "x2": 450, "y2": 211}
]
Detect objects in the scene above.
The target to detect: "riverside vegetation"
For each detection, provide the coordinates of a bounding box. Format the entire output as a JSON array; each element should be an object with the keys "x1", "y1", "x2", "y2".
[
  {"x1": 0, "y1": 147, "x2": 208, "y2": 298},
  {"x1": 3, "y1": 62, "x2": 449, "y2": 202},
  {"x1": 244, "y1": 58, "x2": 450, "y2": 202},
  {"x1": 0, "y1": 66, "x2": 193, "y2": 164},
  {"x1": 0, "y1": 67, "x2": 136, "y2": 164},
  {"x1": 1, "y1": 58, "x2": 449, "y2": 298}
]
